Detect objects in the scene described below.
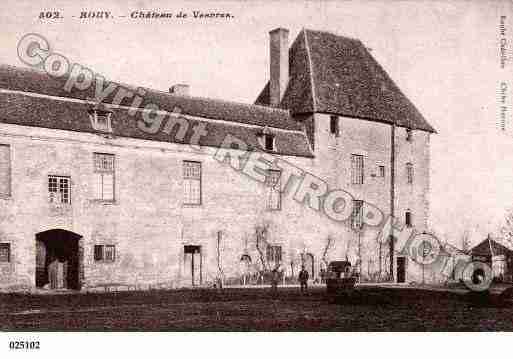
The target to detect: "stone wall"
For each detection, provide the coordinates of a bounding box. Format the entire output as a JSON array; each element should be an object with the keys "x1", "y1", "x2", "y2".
[{"x1": 0, "y1": 111, "x2": 431, "y2": 290}]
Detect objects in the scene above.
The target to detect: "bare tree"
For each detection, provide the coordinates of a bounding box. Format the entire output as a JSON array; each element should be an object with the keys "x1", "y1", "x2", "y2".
[
  {"x1": 216, "y1": 230, "x2": 224, "y2": 288},
  {"x1": 460, "y1": 229, "x2": 471, "y2": 253},
  {"x1": 500, "y1": 208, "x2": 513, "y2": 248},
  {"x1": 343, "y1": 233, "x2": 353, "y2": 261},
  {"x1": 255, "y1": 224, "x2": 270, "y2": 272},
  {"x1": 321, "y1": 235, "x2": 334, "y2": 268},
  {"x1": 289, "y1": 256, "x2": 296, "y2": 279}
]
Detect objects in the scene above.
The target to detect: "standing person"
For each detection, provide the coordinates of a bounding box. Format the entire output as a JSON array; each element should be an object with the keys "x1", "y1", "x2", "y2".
[
  {"x1": 320, "y1": 268, "x2": 326, "y2": 284},
  {"x1": 271, "y1": 267, "x2": 279, "y2": 294},
  {"x1": 299, "y1": 266, "x2": 309, "y2": 293}
]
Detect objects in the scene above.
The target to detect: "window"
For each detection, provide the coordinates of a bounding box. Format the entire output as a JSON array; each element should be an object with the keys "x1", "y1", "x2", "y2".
[
  {"x1": 267, "y1": 170, "x2": 281, "y2": 210},
  {"x1": 351, "y1": 154, "x2": 364, "y2": 184},
  {"x1": 94, "y1": 245, "x2": 102, "y2": 261},
  {"x1": 0, "y1": 243, "x2": 10, "y2": 263},
  {"x1": 94, "y1": 245, "x2": 115, "y2": 262},
  {"x1": 266, "y1": 245, "x2": 282, "y2": 263},
  {"x1": 406, "y1": 163, "x2": 414, "y2": 184},
  {"x1": 104, "y1": 245, "x2": 116, "y2": 261},
  {"x1": 93, "y1": 153, "x2": 115, "y2": 201},
  {"x1": 264, "y1": 134, "x2": 275, "y2": 151},
  {"x1": 183, "y1": 161, "x2": 201, "y2": 205},
  {"x1": 0, "y1": 144, "x2": 11, "y2": 197},
  {"x1": 48, "y1": 175, "x2": 70, "y2": 204},
  {"x1": 351, "y1": 200, "x2": 364, "y2": 230},
  {"x1": 184, "y1": 245, "x2": 201, "y2": 254},
  {"x1": 378, "y1": 165, "x2": 385, "y2": 178},
  {"x1": 405, "y1": 211, "x2": 412, "y2": 227},
  {"x1": 330, "y1": 115, "x2": 340, "y2": 136},
  {"x1": 406, "y1": 129, "x2": 412, "y2": 142},
  {"x1": 259, "y1": 127, "x2": 275, "y2": 151},
  {"x1": 89, "y1": 110, "x2": 113, "y2": 133}
]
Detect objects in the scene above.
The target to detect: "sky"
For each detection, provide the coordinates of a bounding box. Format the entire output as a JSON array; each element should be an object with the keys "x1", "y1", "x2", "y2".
[{"x1": 0, "y1": 0, "x2": 512, "y2": 247}]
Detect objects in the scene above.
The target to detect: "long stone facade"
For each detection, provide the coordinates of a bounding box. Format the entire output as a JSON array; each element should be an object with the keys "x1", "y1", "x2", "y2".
[
  {"x1": 0, "y1": 28, "x2": 434, "y2": 291},
  {"x1": 0, "y1": 112, "x2": 430, "y2": 290}
]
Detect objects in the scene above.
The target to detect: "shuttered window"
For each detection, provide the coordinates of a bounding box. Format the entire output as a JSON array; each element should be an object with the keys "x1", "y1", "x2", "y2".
[
  {"x1": 267, "y1": 170, "x2": 281, "y2": 210},
  {"x1": 0, "y1": 144, "x2": 11, "y2": 196},
  {"x1": 266, "y1": 245, "x2": 282, "y2": 263},
  {"x1": 352, "y1": 199, "x2": 364, "y2": 230},
  {"x1": 48, "y1": 175, "x2": 70, "y2": 204},
  {"x1": 104, "y1": 245, "x2": 115, "y2": 261},
  {"x1": 406, "y1": 163, "x2": 414, "y2": 184},
  {"x1": 183, "y1": 161, "x2": 201, "y2": 205},
  {"x1": 94, "y1": 245, "x2": 115, "y2": 262},
  {"x1": 0, "y1": 243, "x2": 10, "y2": 263},
  {"x1": 94, "y1": 245, "x2": 103, "y2": 261},
  {"x1": 93, "y1": 153, "x2": 115, "y2": 201},
  {"x1": 351, "y1": 154, "x2": 364, "y2": 184}
]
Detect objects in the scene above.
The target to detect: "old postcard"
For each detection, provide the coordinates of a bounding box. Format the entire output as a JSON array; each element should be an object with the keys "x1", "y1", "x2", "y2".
[{"x1": 0, "y1": 0, "x2": 513, "y2": 355}]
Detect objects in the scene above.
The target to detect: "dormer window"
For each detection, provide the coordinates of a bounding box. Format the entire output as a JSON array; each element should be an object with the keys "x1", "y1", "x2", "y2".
[
  {"x1": 89, "y1": 109, "x2": 113, "y2": 133},
  {"x1": 264, "y1": 134, "x2": 275, "y2": 151},
  {"x1": 258, "y1": 126, "x2": 276, "y2": 152},
  {"x1": 406, "y1": 128, "x2": 412, "y2": 142}
]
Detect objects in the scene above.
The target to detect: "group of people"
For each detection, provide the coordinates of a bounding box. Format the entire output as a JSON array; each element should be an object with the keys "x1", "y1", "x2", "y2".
[{"x1": 270, "y1": 265, "x2": 311, "y2": 293}]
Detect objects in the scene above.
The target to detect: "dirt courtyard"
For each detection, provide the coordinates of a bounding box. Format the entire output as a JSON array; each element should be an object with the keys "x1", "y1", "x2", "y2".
[{"x1": 1, "y1": 286, "x2": 512, "y2": 331}]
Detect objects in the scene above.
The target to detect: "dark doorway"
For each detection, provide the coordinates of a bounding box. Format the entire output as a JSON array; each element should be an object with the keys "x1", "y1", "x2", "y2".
[
  {"x1": 36, "y1": 229, "x2": 82, "y2": 290},
  {"x1": 396, "y1": 257, "x2": 406, "y2": 283},
  {"x1": 184, "y1": 245, "x2": 202, "y2": 286}
]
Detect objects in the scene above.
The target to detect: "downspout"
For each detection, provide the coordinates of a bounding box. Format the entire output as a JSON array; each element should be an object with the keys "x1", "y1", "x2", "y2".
[
  {"x1": 488, "y1": 233, "x2": 495, "y2": 276},
  {"x1": 488, "y1": 233, "x2": 495, "y2": 257},
  {"x1": 389, "y1": 123, "x2": 396, "y2": 281}
]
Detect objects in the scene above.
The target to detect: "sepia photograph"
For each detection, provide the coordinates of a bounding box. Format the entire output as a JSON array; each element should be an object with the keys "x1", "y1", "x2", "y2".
[{"x1": 0, "y1": 0, "x2": 512, "y2": 355}]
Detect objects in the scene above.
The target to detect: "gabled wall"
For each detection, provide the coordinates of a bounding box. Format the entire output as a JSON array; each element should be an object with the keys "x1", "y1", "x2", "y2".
[{"x1": 303, "y1": 113, "x2": 431, "y2": 281}]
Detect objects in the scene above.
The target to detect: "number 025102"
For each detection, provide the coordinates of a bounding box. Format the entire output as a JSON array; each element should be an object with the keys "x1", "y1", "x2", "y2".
[{"x1": 9, "y1": 341, "x2": 40, "y2": 350}]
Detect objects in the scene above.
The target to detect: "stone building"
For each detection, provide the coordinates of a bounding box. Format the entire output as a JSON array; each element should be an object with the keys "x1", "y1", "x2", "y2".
[
  {"x1": 471, "y1": 236, "x2": 513, "y2": 282},
  {"x1": 0, "y1": 28, "x2": 435, "y2": 291}
]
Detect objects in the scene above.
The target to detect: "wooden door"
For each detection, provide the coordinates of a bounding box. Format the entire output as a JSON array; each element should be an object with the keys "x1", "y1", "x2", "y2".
[
  {"x1": 184, "y1": 245, "x2": 202, "y2": 286},
  {"x1": 397, "y1": 257, "x2": 406, "y2": 283}
]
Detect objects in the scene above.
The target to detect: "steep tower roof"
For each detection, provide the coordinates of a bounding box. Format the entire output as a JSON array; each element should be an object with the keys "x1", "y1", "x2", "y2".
[{"x1": 255, "y1": 29, "x2": 436, "y2": 133}]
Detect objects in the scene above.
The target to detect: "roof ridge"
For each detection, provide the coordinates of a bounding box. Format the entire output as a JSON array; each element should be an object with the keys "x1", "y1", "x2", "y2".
[
  {"x1": 303, "y1": 28, "x2": 361, "y2": 43},
  {"x1": 302, "y1": 28, "x2": 317, "y2": 113},
  {"x1": 254, "y1": 28, "x2": 436, "y2": 133},
  {"x1": 0, "y1": 87, "x2": 303, "y2": 132},
  {"x1": 145, "y1": 86, "x2": 291, "y2": 115},
  {"x1": 0, "y1": 63, "x2": 291, "y2": 117}
]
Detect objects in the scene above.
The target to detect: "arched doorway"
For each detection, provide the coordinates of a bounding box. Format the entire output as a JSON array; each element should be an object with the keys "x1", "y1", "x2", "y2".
[{"x1": 36, "y1": 229, "x2": 82, "y2": 290}]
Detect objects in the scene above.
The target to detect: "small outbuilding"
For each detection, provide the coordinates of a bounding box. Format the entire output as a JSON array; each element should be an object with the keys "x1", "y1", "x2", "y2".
[{"x1": 470, "y1": 236, "x2": 513, "y2": 282}]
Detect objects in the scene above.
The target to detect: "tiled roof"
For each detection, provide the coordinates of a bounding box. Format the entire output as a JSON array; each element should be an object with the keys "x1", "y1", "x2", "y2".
[
  {"x1": 0, "y1": 64, "x2": 313, "y2": 157},
  {"x1": 471, "y1": 238, "x2": 513, "y2": 257},
  {"x1": 255, "y1": 29, "x2": 436, "y2": 133}
]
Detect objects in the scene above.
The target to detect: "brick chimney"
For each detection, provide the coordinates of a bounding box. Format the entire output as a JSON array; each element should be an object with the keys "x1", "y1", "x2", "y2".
[
  {"x1": 169, "y1": 84, "x2": 190, "y2": 96},
  {"x1": 269, "y1": 28, "x2": 289, "y2": 107}
]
